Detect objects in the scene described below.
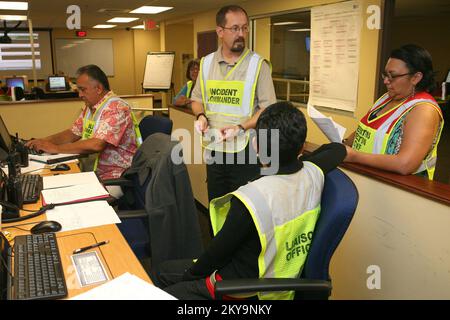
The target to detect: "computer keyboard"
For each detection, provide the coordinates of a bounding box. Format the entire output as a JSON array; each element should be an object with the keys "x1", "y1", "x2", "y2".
[
  {"x1": 26, "y1": 147, "x2": 44, "y2": 155},
  {"x1": 13, "y1": 233, "x2": 67, "y2": 300},
  {"x1": 20, "y1": 174, "x2": 43, "y2": 204}
]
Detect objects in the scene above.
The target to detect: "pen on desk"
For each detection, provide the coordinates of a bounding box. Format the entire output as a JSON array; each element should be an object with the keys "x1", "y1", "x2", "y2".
[{"x1": 73, "y1": 240, "x2": 110, "y2": 254}]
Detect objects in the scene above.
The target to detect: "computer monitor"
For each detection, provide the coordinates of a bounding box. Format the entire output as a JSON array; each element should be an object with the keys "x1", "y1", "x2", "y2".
[
  {"x1": 5, "y1": 76, "x2": 27, "y2": 91},
  {"x1": 0, "y1": 114, "x2": 13, "y2": 153},
  {"x1": 48, "y1": 76, "x2": 67, "y2": 92}
]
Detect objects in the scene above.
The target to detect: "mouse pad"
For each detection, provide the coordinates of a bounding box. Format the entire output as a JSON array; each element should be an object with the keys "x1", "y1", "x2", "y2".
[{"x1": 71, "y1": 251, "x2": 109, "y2": 287}]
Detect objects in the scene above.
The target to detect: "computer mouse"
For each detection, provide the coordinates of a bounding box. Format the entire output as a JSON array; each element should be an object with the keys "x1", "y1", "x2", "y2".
[
  {"x1": 51, "y1": 163, "x2": 71, "y2": 171},
  {"x1": 30, "y1": 220, "x2": 62, "y2": 234}
]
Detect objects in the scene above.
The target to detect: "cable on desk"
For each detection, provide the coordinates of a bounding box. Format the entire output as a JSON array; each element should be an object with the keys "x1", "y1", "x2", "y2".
[{"x1": 1, "y1": 204, "x2": 55, "y2": 223}]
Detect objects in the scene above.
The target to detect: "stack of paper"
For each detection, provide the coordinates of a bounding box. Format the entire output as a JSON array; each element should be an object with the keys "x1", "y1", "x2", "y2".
[
  {"x1": 70, "y1": 272, "x2": 177, "y2": 300},
  {"x1": 41, "y1": 172, "x2": 109, "y2": 205},
  {"x1": 307, "y1": 104, "x2": 347, "y2": 143},
  {"x1": 43, "y1": 171, "x2": 101, "y2": 189},
  {"x1": 41, "y1": 182, "x2": 109, "y2": 205},
  {"x1": 45, "y1": 200, "x2": 120, "y2": 232}
]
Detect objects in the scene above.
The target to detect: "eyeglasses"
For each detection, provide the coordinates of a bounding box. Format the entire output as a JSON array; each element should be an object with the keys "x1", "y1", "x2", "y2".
[
  {"x1": 221, "y1": 25, "x2": 249, "y2": 34},
  {"x1": 381, "y1": 72, "x2": 412, "y2": 82}
]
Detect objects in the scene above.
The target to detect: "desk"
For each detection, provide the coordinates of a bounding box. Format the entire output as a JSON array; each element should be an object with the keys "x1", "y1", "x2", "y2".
[{"x1": 2, "y1": 163, "x2": 152, "y2": 299}]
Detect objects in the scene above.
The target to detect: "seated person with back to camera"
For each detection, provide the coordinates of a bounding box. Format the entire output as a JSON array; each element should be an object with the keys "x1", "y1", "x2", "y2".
[
  {"x1": 152, "y1": 101, "x2": 347, "y2": 300},
  {"x1": 25, "y1": 64, "x2": 142, "y2": 181}
]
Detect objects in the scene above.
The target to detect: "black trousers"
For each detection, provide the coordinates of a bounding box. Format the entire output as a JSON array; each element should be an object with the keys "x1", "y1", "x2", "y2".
[
  {"x1": 205, "y1": 145, "x2": 260, "y2": 202},
  {"x1": 151, "y1": 259, "x2": 212, "y2": 300}
]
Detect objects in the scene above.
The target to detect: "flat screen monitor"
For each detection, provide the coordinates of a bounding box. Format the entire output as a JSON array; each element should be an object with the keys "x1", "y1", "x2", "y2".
[
  {"x1": 48, "y1": 76, "x2": 67, "y2": 92},
  {"x1": 5, "y1": 77, "x2": 26, "y2": 90},
  {"x1": 0, "y1": 115, "x2": 12, "y2": 153}
]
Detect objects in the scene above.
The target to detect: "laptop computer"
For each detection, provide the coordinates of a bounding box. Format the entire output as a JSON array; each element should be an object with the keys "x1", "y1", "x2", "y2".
[
  {"x1": 48, "y1": 76, "x2": 68, "y2": 92},
  {"x1": 0, "y1": 114, "x2": 84, "y2": 164}
]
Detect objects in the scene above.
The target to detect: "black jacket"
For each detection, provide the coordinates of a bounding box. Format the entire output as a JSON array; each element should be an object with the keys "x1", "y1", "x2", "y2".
[{"x1": 123, "y1": 133, "x2": 204, "y2": 267}]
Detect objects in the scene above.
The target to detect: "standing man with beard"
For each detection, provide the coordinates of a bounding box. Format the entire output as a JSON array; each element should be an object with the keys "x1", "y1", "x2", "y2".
[{"x1": 190, "y1": 5, "x2": 277, "y2": 204}]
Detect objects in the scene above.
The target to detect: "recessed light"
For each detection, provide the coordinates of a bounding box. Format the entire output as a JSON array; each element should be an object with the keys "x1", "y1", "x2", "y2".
[
  {"x1": 130, "y1": 6, "x2": 173, "y2": 14},
  {"x1": 288, "y1": 28, "x2": 311, "y2": 32},
  {"x1": 93, "y1": 24, "x2": 117, "y2": 29},
  {"x1": 0, "y1": 15, "x2": 27, "y2": 21},
  {"x1": 107, "y1": 17, "x2": 139, "y2": 23},
  {"x1": 0, "y1": 1, "x2": 28, "y2": 10},
  {"x1": 272, "y1": 22, "x2": 302, "y2": 26},
  {"x1": 131, "y1": 24, "x2": 145, "y2": 29}
]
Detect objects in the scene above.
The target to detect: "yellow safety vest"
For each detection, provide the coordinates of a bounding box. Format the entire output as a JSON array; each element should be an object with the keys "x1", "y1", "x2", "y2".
[
  {"x1": 186, "y1": 80, "x2": 194, "y2": 99},
  {"x1": 352, "y1": 92, "x2": 444, "y2": 180},
  {"x1": 210, "y1": 162, "x2": 324, "y2": 300},
  {"x1": 82, "y1": 93, "x2": 142, "y2": 171},
  {"x1": 199, "y1": 49, "x2": 265, "y2": 153}
]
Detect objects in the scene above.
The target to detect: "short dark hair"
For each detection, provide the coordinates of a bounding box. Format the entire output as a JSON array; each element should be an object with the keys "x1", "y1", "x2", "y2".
[
  {"x1": 186, "y1": 59, "x2": 200, "y2": 80},
  {"x1": 216, "y1": 5, "x2": 248, "y2": 27},
  {"x1": 256, "y1": 101, "x2": 307, "y2": 166},
  {"x1": 390, "y1": 44, "x2": 436, "y2": 92},
  {"x1": 76, "y1": 64, "x2": 110, "y2": 91}
]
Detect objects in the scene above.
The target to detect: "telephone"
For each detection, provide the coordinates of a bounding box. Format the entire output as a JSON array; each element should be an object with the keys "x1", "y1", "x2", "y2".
[{"x1": 0, "y1": 151, "x2": 23, "y2": 220}]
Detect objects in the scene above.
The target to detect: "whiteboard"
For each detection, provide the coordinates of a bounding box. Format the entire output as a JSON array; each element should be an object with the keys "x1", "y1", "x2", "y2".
[
  {"x1": 142, "y1": 52, "x2": 175, "y2": 90},
  {"x1": 55, "y1": 39, "x2": 114, "y2": 77}
]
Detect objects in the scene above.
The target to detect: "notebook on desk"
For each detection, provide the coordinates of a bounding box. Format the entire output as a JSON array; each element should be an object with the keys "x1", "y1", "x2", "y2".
[{"x1": 29, "y1": 153, "x2": 87, "y2": 165}]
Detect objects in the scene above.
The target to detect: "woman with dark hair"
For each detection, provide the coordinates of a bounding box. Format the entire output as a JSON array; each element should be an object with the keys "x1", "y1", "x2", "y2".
[
  {"x1": 172, "y1": 59, "x2": 199, "y2": 107},
  {"x1": 344, "y1": 44, "x2": 444, "y2": 180}
]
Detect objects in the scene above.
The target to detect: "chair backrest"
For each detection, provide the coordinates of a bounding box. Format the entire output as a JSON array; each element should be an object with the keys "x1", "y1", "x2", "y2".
[
  {"x1": 139, "y1": 115, "x2": 173, "y2": 141},
  {"x1": 301, "y1": 168, "x2": 358, "y2": 281}
]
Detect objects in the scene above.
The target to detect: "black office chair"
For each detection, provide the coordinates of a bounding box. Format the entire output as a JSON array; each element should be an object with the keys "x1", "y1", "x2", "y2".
[
  {"x1": 105, "y1": 132, "x2": 203, "y2": 269},
  {"x1": 138, "y1": 115, "x2": 173, "y2": 141},
  {"x1": 107, "y1": 115, "x2": 173, "y2": 259},
  {"x1": 214, "y1": 168, "x2": 359, "y2": 300}
]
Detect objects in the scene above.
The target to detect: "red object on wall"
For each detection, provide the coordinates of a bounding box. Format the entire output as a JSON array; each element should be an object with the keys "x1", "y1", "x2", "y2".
[
  {"x1": 76, "y1": 30, "x2": 87, "y2": 37},
  {"x1": 144, "y1": 19, "x2": 157, "y2": 30}
]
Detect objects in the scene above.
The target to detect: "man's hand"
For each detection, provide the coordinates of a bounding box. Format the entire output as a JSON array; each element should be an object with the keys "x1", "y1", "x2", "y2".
[
  {"x1": 26, "y1": 139, "x2": 60, "y2": 154},
  {"x1": 219, "y1": 125, "x2": 241, "y2": 142},
  {"x1": 194, "y1": 115, "x2": 209, "y2": 134}
]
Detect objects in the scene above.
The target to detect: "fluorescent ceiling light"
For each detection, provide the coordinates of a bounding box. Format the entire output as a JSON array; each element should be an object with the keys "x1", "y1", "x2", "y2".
[
  {"x1": 130, "y1": 6, "x2": 173, "y2": 14},
  {"x1": 0, "y1": 1, "x2": 28, "y2": 10},
  {"x1": 131, "y1": 24, "x2": 145, "y2": 29},
  {"x1": 107, "y1": 17, "x2": 139, "y2": 23},
  {"x1": 289, "y1": 28, "x2": 311, "y2": 32},
  {"x1": 272, "y1": 21, "x2": 301, "y2": 26},
  {"x1": 93, "y1": 24, "x2": 117, "y2": 29},
  {"x1": 0, "y1": 14, "x2": 27, "y2": 21}
]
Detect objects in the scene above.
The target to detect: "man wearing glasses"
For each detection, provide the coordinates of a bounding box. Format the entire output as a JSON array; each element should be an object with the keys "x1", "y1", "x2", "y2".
[{"x1": 190, "y1": 5, "x2": 277, "y2": 207}]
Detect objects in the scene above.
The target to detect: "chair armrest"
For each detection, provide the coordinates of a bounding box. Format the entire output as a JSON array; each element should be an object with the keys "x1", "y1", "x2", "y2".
[
  {"x1": 215, "y1": 278, "x2": 331, "y2": 296},
  {"x1": 102, "y1": 177, "x2": 134, "y2": 187},
  {"x1": 117, "y1": 209, "x2": 148, "y2": 219}
]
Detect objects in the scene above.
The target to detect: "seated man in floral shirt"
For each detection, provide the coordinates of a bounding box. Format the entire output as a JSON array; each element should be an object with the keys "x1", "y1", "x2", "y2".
[{"x1": 26, "y1": 64, "x2": 142, "y2": 180}]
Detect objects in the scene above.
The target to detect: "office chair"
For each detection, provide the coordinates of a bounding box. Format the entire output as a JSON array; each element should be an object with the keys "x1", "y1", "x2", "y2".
[
  {"x1": 214, "y1": 168, "x2": 359, "y2": 300},
  {"x1": 138, "y1": 115, "x2": 173, "y2": 141},
  {"x1": 105, "y1": 132, "x2": 203, "y2": 268}
]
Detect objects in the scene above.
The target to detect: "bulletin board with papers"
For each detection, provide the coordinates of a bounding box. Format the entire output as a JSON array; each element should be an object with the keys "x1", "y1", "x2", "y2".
[{"x1": 308, "y1": 1, "x2": 362, "y2": 112}]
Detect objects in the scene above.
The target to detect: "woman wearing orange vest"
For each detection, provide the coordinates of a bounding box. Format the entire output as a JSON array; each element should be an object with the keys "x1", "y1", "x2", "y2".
[{"x1": 344, "y1": 44, "x2": 444, "y2": 180}]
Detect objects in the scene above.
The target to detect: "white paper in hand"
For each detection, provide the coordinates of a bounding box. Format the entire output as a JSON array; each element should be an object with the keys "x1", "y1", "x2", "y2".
[{"x1": 307, "y1": 103, "x2": 346, "y2": 142}]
